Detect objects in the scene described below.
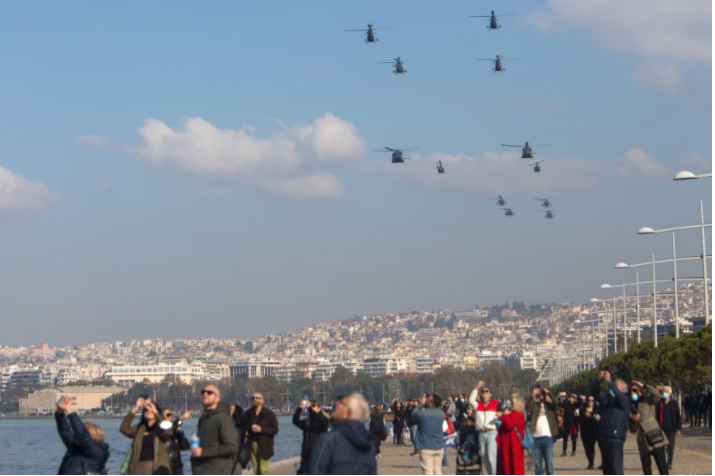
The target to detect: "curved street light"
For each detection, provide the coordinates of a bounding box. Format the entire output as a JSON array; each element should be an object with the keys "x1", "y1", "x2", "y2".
[{"x1": 673, "y1": 170, "x2": 712, "y2": 181}]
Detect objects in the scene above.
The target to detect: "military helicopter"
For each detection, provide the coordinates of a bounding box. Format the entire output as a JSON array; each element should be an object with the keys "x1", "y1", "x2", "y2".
[
  {"x1": 379, "y1": 57, "x2": 420, "y2": 74},
  {"x1": 528, "y1": 160, "x2": 545, "y2": 173},
  {"x1": 535, "y1": 198, "x2": 556, "y2": 209},
  {"x1": 499, "y1": 207, "x2": 516, "y2": 217},
  {"x1": 374, "y1": 147, "x2": 419, "y2": 163},
  {"x1": 537, "y1": 209, "x2": 556, "y2": 220},
  {"x1": 436, "y1": 160, "x2": 445, "y2": 174},
  {"x1": 488, "y1": 195, "x2": 512, "y2": 207},
  {"x1": 501, "y1": 142, "x2": 552, "y2": 159},
  {"x1": 345, "y1": 24, "x2": 391, "y2": 44},
  {"x1": 476, "y1": 55, "x2": 516, "y2": 72},
  {"x1": 468, "y1": 11, "x2": 518, "y2": 30}
]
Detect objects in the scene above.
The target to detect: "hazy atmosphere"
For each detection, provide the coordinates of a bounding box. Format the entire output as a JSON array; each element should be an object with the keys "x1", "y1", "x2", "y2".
[{"x1": 0, "y1": 0, "x2": 711, "y2": 346}]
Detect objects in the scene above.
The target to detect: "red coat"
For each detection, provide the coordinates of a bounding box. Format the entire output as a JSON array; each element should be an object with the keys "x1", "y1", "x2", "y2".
[{"x1": 497, "y1": 410, "x2": 525, "y2": 475}]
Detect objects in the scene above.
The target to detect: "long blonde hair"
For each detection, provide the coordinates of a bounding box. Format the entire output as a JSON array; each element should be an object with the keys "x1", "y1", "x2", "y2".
[{"x1": 510, "y1": 394, "x2": 525, "y2": 413}]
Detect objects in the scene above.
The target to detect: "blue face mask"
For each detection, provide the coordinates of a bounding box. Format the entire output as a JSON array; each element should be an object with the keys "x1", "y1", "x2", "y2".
[
  {"x1": 631, "y1": 394, "x2": 639, "y2": 402},
  {"x1": 662, "y1": 392, "x2": 669, "y2": 400},
  {"x1": 609, "y1": 390, "x2": 614, "y2": 397}
]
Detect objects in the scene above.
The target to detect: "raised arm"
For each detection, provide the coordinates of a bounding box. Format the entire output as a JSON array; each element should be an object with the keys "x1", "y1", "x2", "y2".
[
  {"x1": 292, "y1": 407, "x2": 307, "y2": 431},
  {"x1": 55, "y1": 411, "x2": 74, "y2": 449},
  {"x1": 120, "y1": 411, "x2": 138, "y2": 438}
]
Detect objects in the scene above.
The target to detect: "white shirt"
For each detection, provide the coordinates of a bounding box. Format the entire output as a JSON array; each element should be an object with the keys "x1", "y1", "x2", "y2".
[{"x1": 533, "y1": 403, "x2": 551, "y2": 438}]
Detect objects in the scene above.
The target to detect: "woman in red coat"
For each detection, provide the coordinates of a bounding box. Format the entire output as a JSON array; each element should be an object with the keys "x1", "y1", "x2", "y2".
[{"x1": 497, "y1": 395, "x2": 526, "y2": 475}]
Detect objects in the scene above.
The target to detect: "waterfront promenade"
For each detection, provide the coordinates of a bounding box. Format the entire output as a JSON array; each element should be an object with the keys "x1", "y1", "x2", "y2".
[{"x1": 261, "y1": 426, "x2": 711, "y2": 475}]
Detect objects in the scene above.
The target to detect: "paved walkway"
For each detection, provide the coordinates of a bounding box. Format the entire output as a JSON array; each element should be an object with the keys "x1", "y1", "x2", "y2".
[{"x1": 261, "y1": 427, "x2": 711, "y2": 475}]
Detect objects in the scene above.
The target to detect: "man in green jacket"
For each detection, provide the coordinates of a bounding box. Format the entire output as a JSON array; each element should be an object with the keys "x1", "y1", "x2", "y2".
[
  {"x1": 191, "y1": 385, "x2": 238, "y2": 475},
  {"x1": 525, "y1": 386, "x2": 558, "y2": 475}
]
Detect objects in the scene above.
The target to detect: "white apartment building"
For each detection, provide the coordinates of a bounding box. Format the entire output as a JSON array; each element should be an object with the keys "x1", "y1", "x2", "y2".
[
  {"x1": 519, "y1": 351, "x2": 538, "y2": 371},
  {"x1": 416, "y1": 357, "x2": 438, "y2": 373},
  {"x1": 56, "y1": 368, "x2": 80, "y2": 386},
  {"x1": 363, "y1": 356, "x2": 416, "y2": 376},
  {"x1": 229, "y1": 360, "x2": 282, "y2": 380},
  {"x1": 107, "y1": 361, "x2": 204, "y2": 386}
]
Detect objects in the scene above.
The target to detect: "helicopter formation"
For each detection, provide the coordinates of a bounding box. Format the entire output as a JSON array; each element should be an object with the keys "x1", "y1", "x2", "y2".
[
  {"x1": 348, "y1": 12, "x2": 562, "y2": 219},
  {"x1": 487, "y1": 197, "x2": 559, "y2": 220}
]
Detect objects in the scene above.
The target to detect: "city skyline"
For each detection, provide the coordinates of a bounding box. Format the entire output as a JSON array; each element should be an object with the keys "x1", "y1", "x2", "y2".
[{"x1": 0, "y1": 0, "x2": 711, "y2": 345}]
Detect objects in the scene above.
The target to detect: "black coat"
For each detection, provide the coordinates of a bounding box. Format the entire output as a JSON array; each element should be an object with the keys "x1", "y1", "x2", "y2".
[
  {"x1": 293, "y1": 407, "x2": 330, "y2": 475},
  {"x1": 166, "y1": 426, "x2": 190, "y2": 470},
  {"x1": 590, "y1": 380, "x2": 629, "y2": 441},
  {"x1": 369, "y1": 414, "x2": 385, "y2": 434},
  {"x1": 391, "y1": 407, "x2": 406, "y2": 433},
  {"x1": 561, "y1": 401, "x2": 578, "y2": 427},
  {"x1": 242, "y1": 406, "x2": 279, "y2": 459},
  {"x1": 655, "y1": 400, "x2": 681, "y2": 431},
  {"x1": 56, "y1": 412, "x2": 109, "y2": 475},
  {"x1": 578, "y1": 405, "x2": 599, "y2": 439},
  {"x1": 309, "y1": 420, "x2": 377, "y2": 475},
  {"x1": 191, "y1": 406, "x2": 238, "y2": 475}
]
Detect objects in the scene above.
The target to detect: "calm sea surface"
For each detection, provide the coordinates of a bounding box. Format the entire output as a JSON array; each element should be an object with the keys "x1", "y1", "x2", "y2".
[{"x1": 0, "y1": 415, "x2": 305, "y2": 475}]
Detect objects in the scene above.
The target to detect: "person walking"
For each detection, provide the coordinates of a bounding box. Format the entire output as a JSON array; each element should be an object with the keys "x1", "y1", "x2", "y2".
[
  {"x1": 190, "y1": 385, "x2": 238, "y2": 475},
  {"x1": 293, "y1": 400, "x2": 329, "y2": 474},
  {"x1": 162, "y1": 408, "x2": 192, "y2": 475},
  {"x1": 368, "y1": 404, "x2": 386, "y2": 459},
  {"x1": 469, "y1": 380, "x2": 501, "y2": 475},
  {"x1": 308, "y1": 393, "x2": 377, "y2": 475},
  {"x1": 697, "y1": 390, "x2": 708, "y2": 427},
  {"x1": 526, "y1": 386, "x2": 558, "y2": 476},
  {"x1": 559, "y1": 394, "x2": 579, "y2": 457},
  {"x1": 55, "y1": 395, "x2": 109, "y2": 475},
  {"x1": 687, "y1": 392, "x2": 698, "y2": 427},
  {"x1": 655, "y1": 386, "x2": 680, "y2": 471},
  {"x1": 411, "y1": 394, "x2": 448, "y2": 476},
  {"x1": 590, "y1": 369, "x2": 629, "y2": 475},
  {"x1": 496, "y1": 394, "x2": 526, "y2": 475},
  {"x1": 578, "y1": 395, "x2": 599, "y2": 470},
  {"x1": 119, "y1": 397, "x2": 172, "y2": 475},
  {"x1": 243, "y1": 392, "x2": 279, "y2": 475},
  {"x1": 629, "y1": 381, "x2": 669, "y2": 475}
]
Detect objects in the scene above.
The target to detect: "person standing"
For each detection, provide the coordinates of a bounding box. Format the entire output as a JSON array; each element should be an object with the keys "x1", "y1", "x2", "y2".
[
  {"x1": 162, "y1": 409, "x2": 192, "y2": 475},
  {"x1": 293, "y1": 400, "x2": 329, "y2": 474},
  {"x1": 230, "y1": 403, "x2": 246, "y2": 475},
  {"x1": 697, "y1": 390, "x2": 708, "y2": 427},
  {"x1": 391, "y1": 400, "x2": 406, "y2": 445},
  {"x1": 411, "y1": 394, "x2": 448, "y2": 476},
  {"x1": 687, "y1": 392, "x2": 698, "y2": 427},
  {"x1": 243, "y1": 392, "x2": 279, "y2": 475},
  {"x1": 578, "y1": 395, "x2": 599, "y2": 470},
  {"x1": 368, "y1": 404, "x2": 386, "y2": 459},
  {"x1": 446, "y1": 395, "x2": 458, "y2": 430},
  {"x1": 308, "y1": 393, "x2": 377, "y2": 475},
  {"x1": 191, "y1": 385, "x2": 238, "y2": 475},
  {"x1": 655, "y1": 386, "x2": 680, "y2": 471},
  {"x1": 629, "y1": 381, "x2": 669, "y2": 475},
  {"x1": 525, "y1": 386, "x2": 558, "y2": 476},
  {"x1": 120, "y1": 397, "x2": 172, "y2": 475},
  {"x1": 55, "y1": 395, "x2": 109, "y2": 475},
  {"x1": 590, "y1": 369, "x2": 629, "y2": 475},
  {"x1": 496, "y1": 394, "x2": 526, "y2": 475},
  {"x1": 469, "y1": 380, "x2": 501, "y2": 475}
]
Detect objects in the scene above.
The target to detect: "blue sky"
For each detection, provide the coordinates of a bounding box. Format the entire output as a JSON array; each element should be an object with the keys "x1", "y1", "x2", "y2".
[{"x1": 0, "y1": 0, "x2": 711, "y2": 346}]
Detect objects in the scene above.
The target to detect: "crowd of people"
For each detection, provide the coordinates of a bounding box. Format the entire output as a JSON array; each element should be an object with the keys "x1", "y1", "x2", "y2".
[{"x1": 53, "y1": 373, "x2": 710, "y2": 475}]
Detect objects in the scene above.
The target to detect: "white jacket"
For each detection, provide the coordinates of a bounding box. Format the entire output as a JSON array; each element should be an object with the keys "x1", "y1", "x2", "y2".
[{"x1": 469, "y1": 389, "x2": 500, "y2": 431}]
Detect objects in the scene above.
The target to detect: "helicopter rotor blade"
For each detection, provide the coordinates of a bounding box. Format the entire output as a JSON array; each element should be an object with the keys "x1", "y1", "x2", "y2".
[
  {"x1": 384, "y1": 147, "x2": 397, "y2": 151},
  {"x1": 476, "y1": 59, "x2": 495, "y2": 61},
  {"x1": 400, "y1": 147, "x2": 420, "y2": 151},
  {"x1": 468, "y1": 15, "x2": 491, "y2": 17},
  {"x1": 501, "y1": 144, "x2": 522, "y2": 147},
  {"x1": 532, "y1": 144, "x2": 553, "y2": 147},
  {"x1": 378, "y1": 61, "x2": 396, "y2": 64},
  {"x1": 372, "y1": 26, "x2": 394, "y2": 30},
  {"x1": 345, "y1": 29, "x2": 369, "y2": 32},
  {"x1": 400, "y1": 59, "x2": 422, "y2": 63},
  {"x1": 495, "y1": 14, "x2": 519, "y2": 17},
  {"x1": 373, "y1": 150, "x2": 391, "y2": 153}
]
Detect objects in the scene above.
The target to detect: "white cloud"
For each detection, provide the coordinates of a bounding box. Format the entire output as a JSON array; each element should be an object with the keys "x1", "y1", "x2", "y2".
[
  {"x1": 630, "y1": 62, "x2": 687, "y2": 94},
  {"x1": 680, "y1": 153, "x2": 711, "y2": 172},
  {"x1": 0, "y1": 165, "x2": 55, "y2": 211},
  {"x1": 81, "y1": 113, "x2": 367, "y2": 200},
  {"x1": 527, "y1": 0, "x2": 711, "y2": 63},
  {"x1": 374, "y1": 150, "x2": 602, "y2": 194},
  {"x1": 616, "y1": 149, "x2": 673, "y2": 179}
]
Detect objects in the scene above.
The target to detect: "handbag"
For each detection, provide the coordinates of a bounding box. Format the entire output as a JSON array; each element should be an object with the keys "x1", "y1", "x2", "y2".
[
  {"x1": 381, "y1": 428, "x2": 388, "y2": 441},
  {"x1": 238, "y1": 444, "x2": 252, "y2": 469},
  {"x1": 514, "y1": 426, "x2": 534, "y2": 449},
  {"x1": 119, "y1": 444, "x2": 133, "y2": 475},
  {"x1": 644, "y1": 428, "x2": 665, "y2": 446}
]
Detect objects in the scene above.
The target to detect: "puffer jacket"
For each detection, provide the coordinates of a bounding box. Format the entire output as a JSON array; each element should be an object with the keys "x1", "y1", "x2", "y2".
[
  {"x1": 590, "y1": 380, "x2": 629, "y2": 441},
  {"x1": 309, "y1": 420, "x2": 377, "y2": 475},
  {"x1": 119, "y1": 410, "x2": 172, "y2": 475},
  {"x1": 56, "y1": 412, "x2": 109, "y2": 475},
  {"x1": 629, "y1": 385, "x2": 669, "y2": 456}
]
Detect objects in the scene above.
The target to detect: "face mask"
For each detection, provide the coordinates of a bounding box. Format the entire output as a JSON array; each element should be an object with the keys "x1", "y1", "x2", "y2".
[
  {"x1": 631, "y1": 394, "x2": 639, "y2": 402},
  {"x1": 609, "y1": 390, "x2": 614, "y2": 397},
  {"x1": 505, "y1": 401, "x2": 510, "y2": 408},
  {"x1": 662, "y1": 393, "x2": 669, "y2": 400}
]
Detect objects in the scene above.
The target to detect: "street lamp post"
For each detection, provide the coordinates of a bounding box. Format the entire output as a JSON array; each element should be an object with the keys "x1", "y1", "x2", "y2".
[
  {"x1": 673, "y1": 171, "x2": 712, "y2": 181},
  {"x1": 638, "y1": 212, "x2": 711, "y2": 324}
]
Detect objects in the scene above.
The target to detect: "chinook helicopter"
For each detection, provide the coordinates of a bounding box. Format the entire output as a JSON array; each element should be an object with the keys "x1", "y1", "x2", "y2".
[
  {"x1": 535, "y1": 198, "x2": 556, "y2": 209},
  {"x1": 529, "y1": 160, "x2": 545, "y2": 173},
  {"x1": 488, "y1": 195, "x2": 512, "y2": 207},
  {"x1": 476, "y1": 55, "x2": 516, "y2": 72},
  {"x1": 499, "y1": 207, "x2": 516, "y2": 217},
  {"x1": 436, "y1": 160, "x2": 445, "y2": 174},
  {"x1": 374, "y1": 147, "x2": 419, "y2": 163},
  {"x1": 345, "y1": 24, "x2": 391, "y2": 44},
  {"x1": 378, "y1": 57, "x2": 420, "y2": 74},
  {"x1": 537, "y1": 209, "x2": 556, "y2": 220},
  {"x1": 501, "y1": 142, "x2": 552, "y2": 159},
  {"x1": 468, "y1": 11, "x2": 518, "y2": 30}
]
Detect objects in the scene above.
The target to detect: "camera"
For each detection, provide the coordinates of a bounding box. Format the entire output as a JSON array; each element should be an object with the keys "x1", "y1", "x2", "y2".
[{"x1": 172, "y1": 417, "x2": 183, "y2": 431}]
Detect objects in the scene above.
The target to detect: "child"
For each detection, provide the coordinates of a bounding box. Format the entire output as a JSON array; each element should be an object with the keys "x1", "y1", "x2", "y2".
[{"x1": 458, "y1": 433, "x2": 480, "y2": 466}]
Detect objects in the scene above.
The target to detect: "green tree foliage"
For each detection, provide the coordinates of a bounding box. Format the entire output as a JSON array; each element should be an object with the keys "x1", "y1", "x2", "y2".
[{"x1": 554, "y1": 324, "x2": 711, "y2": 395}]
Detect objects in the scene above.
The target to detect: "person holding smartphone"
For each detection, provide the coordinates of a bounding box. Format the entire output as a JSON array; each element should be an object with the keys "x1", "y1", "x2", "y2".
[
  {"x1": 55, "y1": 395, "x2": 109, "y2": 475},
  {"x1": 293, "y1": 399, "x2": 329, "y2": 474},
  {"x1": 120, "y1": 396, "x2": 172, "y2": 474}
]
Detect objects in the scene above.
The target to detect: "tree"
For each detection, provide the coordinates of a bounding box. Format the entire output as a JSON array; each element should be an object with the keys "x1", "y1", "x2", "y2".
[
  {"x1": 331, "y1": 366, "x2": 355, "y2": 387},
  {"x1": 244, "y1": 341, "x2": 254, "y2": 353}
]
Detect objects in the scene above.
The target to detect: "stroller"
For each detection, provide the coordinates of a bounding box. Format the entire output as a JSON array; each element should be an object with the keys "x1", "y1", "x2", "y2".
[{"x1": 455, "y1": 433, "x2": 482, "y2": 475}]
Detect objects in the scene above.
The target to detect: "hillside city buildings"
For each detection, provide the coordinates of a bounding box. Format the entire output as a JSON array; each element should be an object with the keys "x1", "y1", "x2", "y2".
[{"x1": 2, "y1": 281, "x2": 710, "y2": 412}]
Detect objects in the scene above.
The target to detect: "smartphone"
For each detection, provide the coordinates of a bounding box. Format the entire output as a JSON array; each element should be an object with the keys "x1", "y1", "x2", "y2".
[{"x1": 57, "y1": 396, "x2": 65, "y2": 404}]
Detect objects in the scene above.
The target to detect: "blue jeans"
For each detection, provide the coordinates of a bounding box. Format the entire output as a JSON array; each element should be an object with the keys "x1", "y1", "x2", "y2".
[
  {"x1": 532, "y1": 437, "x2": 554, "y2": 475},
  {"x1": 410, "y1": 425, "x2": 419, "y2": 452},
  {"x1": 478, "y1": 431, "x2": 498, "y2": 475},
  {"x1": 442, "y1": 446, "x2": 448, "y2": 466}
]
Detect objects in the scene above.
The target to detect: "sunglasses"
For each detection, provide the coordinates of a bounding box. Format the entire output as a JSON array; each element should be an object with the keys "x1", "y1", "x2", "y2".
[
  {"x1": 252, "y1": 396, "x2": 262, "y2": 400},
  {"x1": 165, "y1": 413, "x2": 173, "y2": 417},
  {"x1": 201, "y1": 389, "x2": 215, "y2": 395},
  {"x1": 587, "y1": 399, "x2": 595, "y2": 402},
  {"x1": 481, "y1": 390, "x2": 490, "y2": 394}
]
